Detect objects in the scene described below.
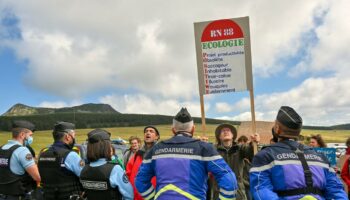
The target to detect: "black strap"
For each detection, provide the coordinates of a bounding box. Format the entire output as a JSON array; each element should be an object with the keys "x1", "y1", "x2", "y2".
[
  {"x1": 277, "y1": 187, "x2": 323, "y2": 197},
  {"x1": 279, "y1": 141, "x2": 323, "y2": 196}
]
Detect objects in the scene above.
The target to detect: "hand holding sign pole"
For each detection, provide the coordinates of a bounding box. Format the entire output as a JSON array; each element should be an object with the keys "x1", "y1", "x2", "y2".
[{"x1": 194, "y1": 17, "x2": 257, "y2": 153}]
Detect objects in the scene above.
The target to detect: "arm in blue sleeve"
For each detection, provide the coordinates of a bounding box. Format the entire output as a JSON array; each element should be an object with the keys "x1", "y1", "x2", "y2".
[
  {"x1": 64, "y1": 152, "x2": 84, "y2": 176},
  {"x1": 208, "y1": 158, "x2": 238, "y2": 200},
  {"x1": 202, "y1": 143, "x2": 237, "y2": 200},
  {"x1": 323, "y1": 167, "x2": 347, "y2": 199},
  {"x1": 135, "y1": 159, "x2": 155, "y2": 200},
  {"x1": 249, "y1": 170, "x2": 279, "y2": 200},
  {"x1": 110, "y1": 165, "x2": 134, "y2": 200},
  {"x1": 249, "y1": 151, "x2": 279, "y2": 200},
  {"x1": 16, "y1": 147, "x2": 35, "y2": 170}
]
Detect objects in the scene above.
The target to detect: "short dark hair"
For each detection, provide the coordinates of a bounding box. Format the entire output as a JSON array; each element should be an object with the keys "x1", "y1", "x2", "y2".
[
  {"x1": 87, "y1": 140, "x2": 112, "y2": 162},
  {"x1": 12, "y1": 128, "x2": 29, "y2": 138},
  {"x1": 237, "y1": 135, "x2": 248, "y2": 143},
  {"x1": 52, "y1": 131, "x2": 66, "y2": 142},
  {"x1": 310, "y1": 134, "x2": 327, "y2": 148},
  {"x1": 276, "y1": 121, "x2": 301, "y2": 139},
  {"x1": 346, "y1": 137, "x2": 350, "y2": 148}
]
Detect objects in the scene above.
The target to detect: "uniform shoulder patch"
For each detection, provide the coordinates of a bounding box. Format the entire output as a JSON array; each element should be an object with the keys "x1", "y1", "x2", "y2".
[
  {"x1": 122, "y1": 173, "x2": 129, "y2": 183},
  {"x1": 25, "y1": 153, "x2": 33, "y2": 161}
]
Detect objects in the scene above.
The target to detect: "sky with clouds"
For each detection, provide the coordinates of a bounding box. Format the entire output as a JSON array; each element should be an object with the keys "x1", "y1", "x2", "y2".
[{"x1": 0, "y1": 0, "x2": 349, "y2": 126}]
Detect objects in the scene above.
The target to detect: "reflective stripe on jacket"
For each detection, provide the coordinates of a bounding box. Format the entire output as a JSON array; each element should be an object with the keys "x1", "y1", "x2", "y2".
[
  {"x1": 135, "y1": 133, "x2": 238, "y2": 200},
  {"x1": 249, "y1": 140, "x2": 347, "y2": 200}
]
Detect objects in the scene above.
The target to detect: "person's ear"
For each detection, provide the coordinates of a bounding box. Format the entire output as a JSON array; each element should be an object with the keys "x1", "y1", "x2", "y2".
[
  {"x1": 172, "y1": 127, "x2": 176, "y2": 135},
  {"x1": 190, "y1": 125, "x2": 195, "y2": 134},
  {"x1": 274, "y1": 124, "x2": 281, "y2": 134},
  {"x1": 20, "y1": 131, "x2": 26, "y2": 139}
]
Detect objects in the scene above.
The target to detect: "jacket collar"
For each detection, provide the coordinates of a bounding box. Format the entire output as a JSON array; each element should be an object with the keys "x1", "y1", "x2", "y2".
[
  {"x1": 162, "y1": 133, "x2": 198, "y2": 144},
  {"x1": 217, "y1": 143, "x2": 239, "y2": 152},
  {"x1": 272, "y1": 139, "x2": 312, "y2": 150},
  {"x1": 52, "y1": 141, "x2": 71, "y2": 150}
]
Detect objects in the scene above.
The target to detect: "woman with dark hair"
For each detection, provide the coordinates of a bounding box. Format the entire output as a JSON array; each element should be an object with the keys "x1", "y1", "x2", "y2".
[
  {"x1": 309, "y1": 134, "x2": 327, "y2": 148},
  {"x1": 80, "y1": 129, "x2": 133, "y2": 200}
]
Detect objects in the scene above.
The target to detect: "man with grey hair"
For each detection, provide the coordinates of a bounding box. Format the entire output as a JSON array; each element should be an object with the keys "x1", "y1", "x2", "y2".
[{"x1": 136, "y1": 107, "x2": 237, "y2": 200}]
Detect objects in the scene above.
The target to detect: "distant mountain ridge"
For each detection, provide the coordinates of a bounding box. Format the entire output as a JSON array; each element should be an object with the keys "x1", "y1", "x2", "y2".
[
  {"x1": 2, "y1": 103, "x2": 119, "y2": 116},
  {"x1": 0, "y1": 103, "x2": 349, "y2": 131}
]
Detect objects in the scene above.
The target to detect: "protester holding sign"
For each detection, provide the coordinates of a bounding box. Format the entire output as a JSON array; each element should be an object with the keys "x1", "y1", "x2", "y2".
[{"x1": 210, "y1": 124, "x2": 258, "y2": 200}]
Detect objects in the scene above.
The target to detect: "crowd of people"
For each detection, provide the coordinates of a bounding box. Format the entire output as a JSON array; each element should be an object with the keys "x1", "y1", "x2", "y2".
[{"x1": 0, "y1": 106, "x2": 349, "y2": 200}]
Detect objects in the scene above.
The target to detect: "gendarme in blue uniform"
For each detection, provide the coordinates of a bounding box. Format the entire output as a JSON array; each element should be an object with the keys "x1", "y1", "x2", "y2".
[
  {"x1": 0, "y1": 140, "x2": 37, "y2": 198},
  {"x1": 1, "y1": 140, "x2": 35, "y2": 174},
  {"x1": 135, "y1": 133, "x2": 238, "y2": 200},
  {"x1": 80, "y1": 158, "x2": 134, "y2": 200},
  {"x1": 250, "y1": 140, "x2": 347, "y2": 200}
]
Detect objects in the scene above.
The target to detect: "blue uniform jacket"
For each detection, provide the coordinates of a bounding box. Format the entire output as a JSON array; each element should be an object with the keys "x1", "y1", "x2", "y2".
[
  {"x1": 249, "y1": 140, "x2": 347, "y2": 200},
  {"x1": 135, "y1": 133, "x2": 238, "y2": 200}
]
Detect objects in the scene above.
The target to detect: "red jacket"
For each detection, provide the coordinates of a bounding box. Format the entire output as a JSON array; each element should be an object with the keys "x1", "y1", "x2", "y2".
[
  {"x1": 341, "y1": 155, "x2": 350, "y2": 188},
  {"x1": 126, "y1": 151, "x2": 156, "y2": 200}
]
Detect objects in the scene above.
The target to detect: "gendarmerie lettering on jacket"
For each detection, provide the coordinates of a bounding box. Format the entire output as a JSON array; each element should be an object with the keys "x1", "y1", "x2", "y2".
[
  {"x1": 275, "y1": 153, "x2": 323, "y2": 162},
  {"x1": 154, "y1": 147, "x2": 194, "y2": 155}
]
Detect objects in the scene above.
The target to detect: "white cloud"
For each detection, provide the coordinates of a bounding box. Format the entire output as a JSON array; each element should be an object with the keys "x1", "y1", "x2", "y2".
[
  {"x1": 229, "y1": 77, "x2": 350, "y2": 126},
  {"x1": 38, "y1": 100, "x2": 82, "y2": 108},
  {"x1": 0, "y1": 0, "x2": 331, "y2": 97},
  {"x1": 289, "y1": 0, "x2": 350, "y2": 76},
  {"x1": 99, "y1": 93, "x2": 210, "y2": 117},
  {"x1": 216, "y1": 111, "x2": 265, "y2": 122},
  {"x1": 215, "y1": 102, "x2": 232, "y2": 113}
]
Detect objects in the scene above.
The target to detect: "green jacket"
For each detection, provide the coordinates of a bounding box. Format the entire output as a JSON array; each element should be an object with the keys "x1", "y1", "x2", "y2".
[{"x1": 211, "y1": 143, "x2": 254, "y2": 200}]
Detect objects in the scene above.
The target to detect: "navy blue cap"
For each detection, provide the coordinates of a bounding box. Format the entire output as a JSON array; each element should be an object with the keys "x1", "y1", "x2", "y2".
[
  {"x1": 12, "y1": 120, "x2": 35, "y2": 132},
  {"x1": 276, "y1": 106, "x2": 302, "y2": 130},
  {"x1": 87, "y1": 129, "x2": 111, "y2": 143},
  {"x1": 174, "y1": 107, "x2": 193, "y2": 123},
  {"x1": 53, "y1": 121, "x2": 75, "y2": 133}
]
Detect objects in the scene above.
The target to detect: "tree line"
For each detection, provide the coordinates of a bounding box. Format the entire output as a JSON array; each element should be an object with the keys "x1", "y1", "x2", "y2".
[{"x1": 0, "y1": 112, "x2": 240, "y2": 131}]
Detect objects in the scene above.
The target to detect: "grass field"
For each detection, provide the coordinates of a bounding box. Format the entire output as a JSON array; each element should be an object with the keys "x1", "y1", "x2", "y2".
[{"x1": 1, "y1": 124, "x2": 350, "y2": 153}]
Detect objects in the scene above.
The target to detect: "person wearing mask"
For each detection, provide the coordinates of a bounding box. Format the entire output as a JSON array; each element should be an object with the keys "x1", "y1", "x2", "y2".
[
  {"x1": 0, "y1": 120, "x2": 40, "y2": 200},
  {"x1": 135, "y1": 108, "x2": 238, "y2": 200},
  {"x1": 38, "y1": 121, "x2": 84, "y2": 200},
  {"x1": 126, "y1": 126, "x2": 159, "y2": 200},
  {"x1": 80, "y1": 129, "x2": 133, "y2": 200},
  {"x1": 123, "y1": 136, "x2": 141, "y2": 167},
  {"x1": 211, "y1": 124, "x2": 259, "y2": 200},
  {"x1": 250, "y1": 106, "x2": 347, "y2": 200},
  {"x1": 308, "y1": 134, "x2": 327, "y2": 148}
]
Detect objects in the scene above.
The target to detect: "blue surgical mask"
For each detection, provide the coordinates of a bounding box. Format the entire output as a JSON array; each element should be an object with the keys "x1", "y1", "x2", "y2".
[{"x1": 25, "y1": 136, "x2": 33, "y2": 146}]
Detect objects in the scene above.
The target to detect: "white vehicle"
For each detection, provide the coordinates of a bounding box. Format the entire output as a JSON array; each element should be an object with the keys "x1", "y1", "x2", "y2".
[{"x1": 327, "y1": 143, "x2": 347, "y2": 158}]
